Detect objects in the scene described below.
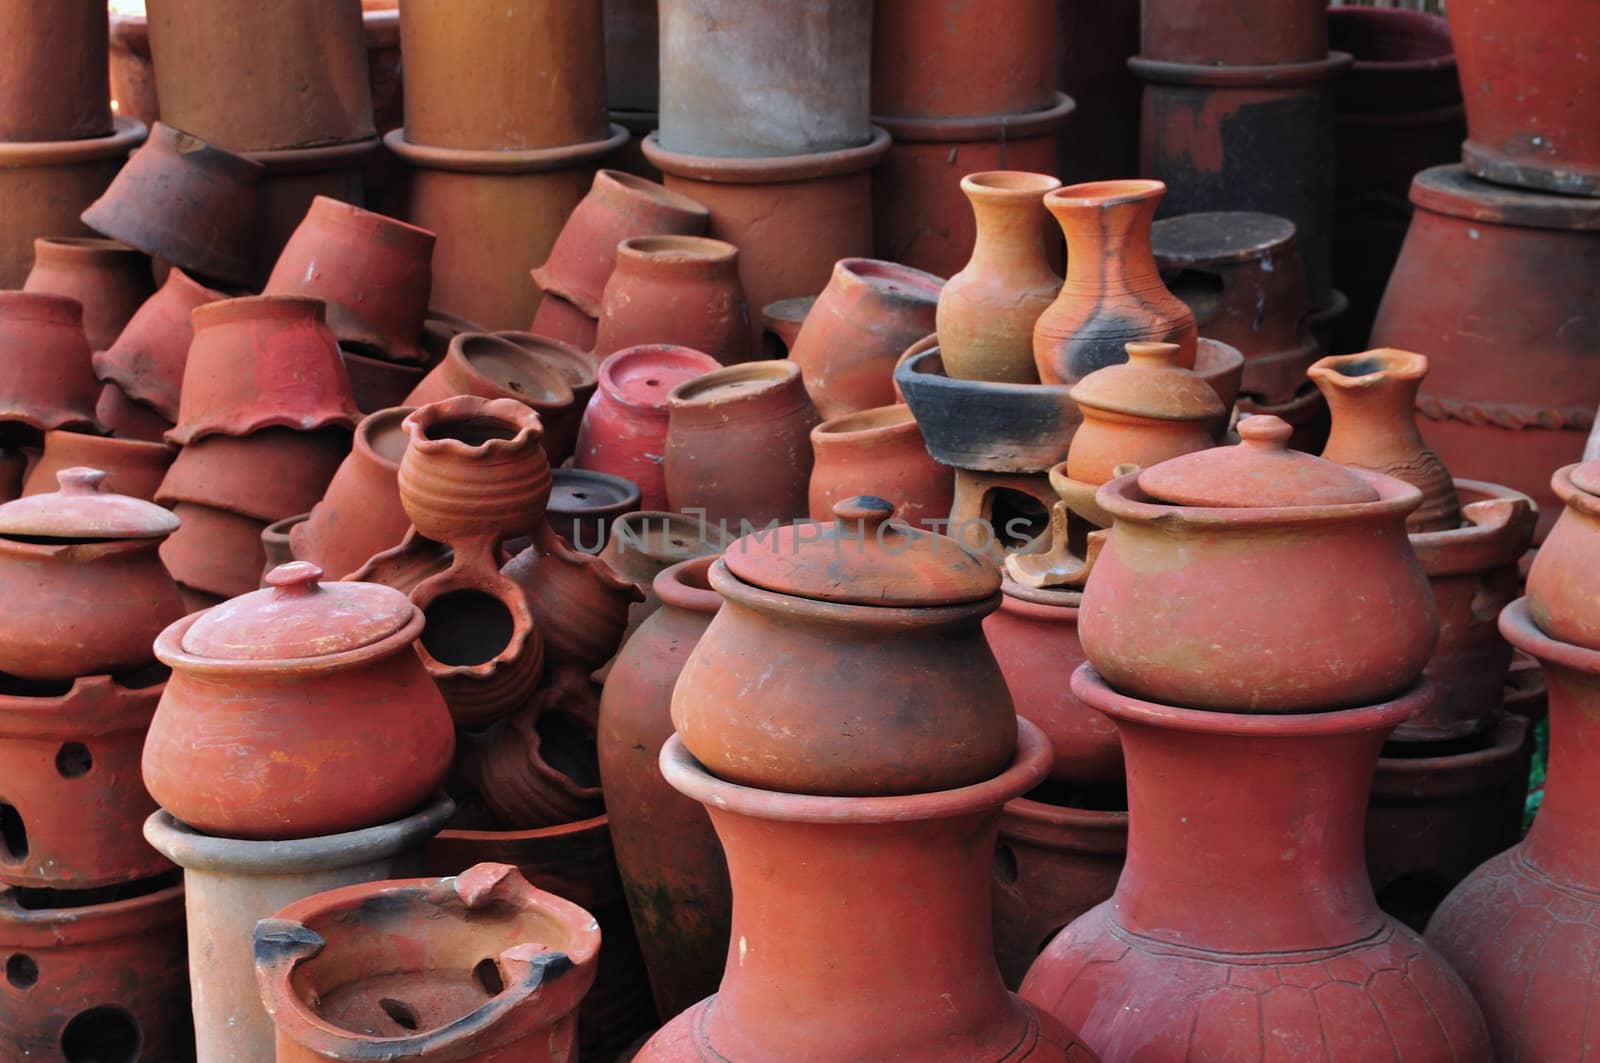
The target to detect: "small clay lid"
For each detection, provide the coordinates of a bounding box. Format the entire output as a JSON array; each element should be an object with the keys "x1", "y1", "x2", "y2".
[
  {"x1": 723, "y1": 496, "x2": 1000, "y2": 607},
  {"x1": 0, "y1": 467, "x2": 179, "y2": 540},
  {"x1": 1568, "y1": 461, "x2": 1600, "y2": 497},
  {"x1": 1069, "y1": 342, "x2": 1225, "y2": 421},
  {"x1": 1137, "y1": 415, "x2": 1380, "y2": 508},
  {"x1": 181, "y1": 562, "x2": 416, "y2": 660}
]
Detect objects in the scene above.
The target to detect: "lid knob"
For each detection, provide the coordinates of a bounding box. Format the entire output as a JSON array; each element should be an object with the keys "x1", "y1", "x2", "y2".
[
  {"x1": 1238, "y1": 415, "x2": 1293, "y2": 452},
  {"x1": 832, "y1": 495, "x2": 895, "y2": 533},
  {"x1": 55, "y1": 467, "x2": 108, "y2": 496},
  {"x1": 1124, "y1": 341, "x2": 1180, "y2": 367},
  {"x1": 264, "y1": 561, "x2": 325, "y2": 597}
]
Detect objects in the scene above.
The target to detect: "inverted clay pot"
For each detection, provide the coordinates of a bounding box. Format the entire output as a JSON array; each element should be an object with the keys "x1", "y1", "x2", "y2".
[
  {"x1": 504, "y1": 522, "x2": 643, "y2": 681},
  {"x1": 161, "y1": 502, "x2": 273, "y2": 601},
  {"x1": 545, "y1": 469, "x2": 641, "y2": 553},
  {"x1": 143, "y1": 795, "x2": 454, "y2": 1063},
  {"x1": 595, "y1": 236, "x2": 752, "y2": 365},
  {"x1": 23, "y1": 238, "x2": 152, "y2": 354},
  {"x1": 807, "y1": 403, "x2": 952, "y2": 528},
  {"x1": 92, "y1": 267, "x2": 228, "y2": 428},
  {"x1": 108, "y1": 10, "x2": 158, "y2": 129},
  {"x1": 871, "y1": 0, "x2": 1059, "y2": 119},
  {"x1": 155, "y1": 428, "x2": 353, "y2": 527},
  {"x1": 245, "y1": 137, "x2": 383, "y2": 287},
  {"x1": 0, "y1": 293, "x2": 101, "y2": 439},
  {"x1": 0, "y1": 0, "x2": 112, "y2": 142},
  {"x1": 405, "y1": 334, "x2": 577, "y2": 461},
  {"x1": 291, "y1": 406, "x2": 413, "y2": 580},
  {"x1": 23, "y1": 430, "x2": 173, "y2": 502},
  {"x1": 527, "y1": 292, "x2": 599, "y2": 354},
  {"x1": 1140, "y1": 0, "x2": 1327, "y2": 65}
]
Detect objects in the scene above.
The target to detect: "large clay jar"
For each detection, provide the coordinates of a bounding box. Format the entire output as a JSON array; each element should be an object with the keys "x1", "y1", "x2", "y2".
[
  {"x1": 574, "y1": 345, "x2": 720, "y2": 512},
  {"x1": 598, "y1": 556, "x2": 731, "y2": 1021},
  {"x1": 1065, "y1": 341, "x2": 1225, "y2": 486},
  {"x1": 1530, "y1": 462, "x2": 1600, "y2": 652},
  {"x1": 789, "y1": 258, "x2": 943, "y2": 420},
  {"x1": 0, "y1": 0, "x2": 112, "y2": 142},
  {"x1": 871, "y1": 0, "x2": 1058, "y2": 119},
  {"x1": 1022, "y1": 668, "x2": 1491, "y2": 1059},
  {"x1": 1033, "y1": 180, "x2": 1197, "y2": 385},
  {"x1": 22, "y1": 238, "x2": 152, "y2": 353},
  {"x1": 93, "y1": 267, "x2": 229, "y2": 436},
  {"x1": 0, "y1": 292, "x2": 101, "y2": 439},
  {"x1": 637, "y1": 720, "x2": 1097, "y2": 1062},
  {"x1": 594, "y1": 236, "x2": 752, "y2": 365},
  {"x1": 22, "y1": 430, "x2": 174, "y2": 502},
  {"x1": 291, "y1": 406, "x2": 412, "y2": 580},
  {"x1": 808, "y1": 404, "x2": 953, "y2": 529},
  {"x1": 0, "y1": 468, "x2": 183, "y2": 681},
  {"x1": 1081, "y1": 416, "x2": 1438, "y2": 712},
  {"x1": 255, "y1": 863, "x2": 599, "y2": 1063},
  {"x1": 936, "y1": 171, "x2": 1062, "y2": 384},
  {"x1": 143, "y1": 562, "x2": 456, "y2": 839},
  {"x1": 1140, "y1": 0, "x2": 1326, "y2": 65},
  {"x1": 664, "y1": 362, "x2": 819, "y2": 529},
  {"x1": 673, "y1": 496, "x2": 1016, "y2": 796}
]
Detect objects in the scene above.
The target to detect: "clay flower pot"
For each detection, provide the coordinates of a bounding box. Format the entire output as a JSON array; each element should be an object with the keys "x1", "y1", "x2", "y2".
[
  {"x1": 23, "y1": 238, "x2": 152, "y2": 353},
  {"x1": 155, "y1": 428, "x2": 353, "y2": 525},
  {"x1": 532, "y1": 169, "x2": 710, "y2": 318},
  {"x1": 0, "y1": 292, "x2": 100, "y2": 438},
  {"x1": 457, "y1": 694, "x2": 607, "y2": 830},
  {"x1": 574, "y1": 345, "x2": 720, "y2": 512},
  {"x1": 871, "y1": 0, "x2": 1059, "y2": 119},
  {"x1": 405, "y1": 334, "x2": 578, "y2": 461},
  {"x1": 143, "y1": 562, "x2": 456, "y2": 839},
  {"x1": 1081, "y1": 416, "x2": 1438, "y2": 712},
  {"x1": 264, "y1": 196, "x2": 436, "y2": 366},
  {"x1": 1033, "y1": 180, "x2": 1197, "y2": 385},
  {"x1": 81, "y1": 121, "x2": 264, "y2": 288},
  {"x1": 0, "y1": 467, "x2": 183, "y2": 681},
  {"x1": 1530, "y1": 462, "x2": 1600, "y2": 653},
  {"x1": 789, "y1": 258, "x2": 944, "y2": 420},
  {"x1": 664, "y1": 362, "x2": 820, "y2": 529},
  {"x1": 1065, "y1": 341, "x2": 1225, "y2": 486},
  {"x1": 0, "y1": 0, "x2": 112, "y2": 143},
  {"x1": 161, "y1": 502, "x2": 273, "y2": 603},
  {"x1": 808, "y1": 403, "x2": 952, "y2": 528},
  {"x1": 23, "y1": 429, "x2": 174, "y2": 502},
  {"x1": 1021, "y1": 668, "x2": 1491, "y2": 1058},
  {"x1": 492, "y1": 331, "x2": 599, "y2": 464},
  {"x1": 291, "y1": 406, "x2": 413, "y2": 580},
  {"x1": 937, "y1": 171, "x2": 1062, "y2": 384},
  {"x1": 244, "y1": 137, "x2": 384, "y2": 287},
  {"x1": 1140, "y1": 0, "x2": 1327, "y2": 65},
  {"x1": 503, "y1": 522, "x2": 643, "y2": 681},
  {"x1": 169, "y1": 296, "x2": 361, "y2": 446},
  {"x1": 594, "y1": 236, "x2": 752, "y2": 365},
  {"x1": 544, "y1": 469, "x2": 641, "y2": 553},
  {"x1": 92, "y1": 267, "x2": 229, "y2": 429}
]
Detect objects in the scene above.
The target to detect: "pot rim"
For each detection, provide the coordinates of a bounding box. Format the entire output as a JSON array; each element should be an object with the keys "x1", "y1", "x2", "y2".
[
  {"x1": 0, "y1": 115, "x2": 146, "y2": 166},
  {"x1": 443, "y1": 334, "x2": 576, "y2": 410},
  {"x1": 599, "y1": 344, "x2": 719, "y2": 414},
  {"x1": 488, "y1": 333, "x2": 598, "y2": 391},
  {"x1": 355, "y1": 405, "x2": 415, "y2": 470},
  {"x1": 192, "y1": 293, "x2": 326, "y2": 330},
  {"x1": 641, "y1": 126, "x2": 891, "y2": 186},
  {"x1": 831, "y1": 256, "x2": 945, "y2": 303},
  {"x1": 873, "y1": 92, "x2": 1077, "y2": 143},
  {"x1": 593, "y1": 167, "x2": 712, "y2": 216},
  {"x1": 959, "y1": 169, "x2": 1064, "y2": 204},
  {"x1": 811, "y1": 402, "x2": 919, "y2": 444},
  {"x1": 403, "y1": 394, "x2": 547, "y2": 458},
  {"x1": 385, "y1": 124, "x2": 629, "y2": 175},
  {"x1": 652, "y1": 554, "x2": 721, "y2": 615},
  {"x1": 1000, "y1": 793, "x2": 1129, "y2": 847},
  {"x1": 1128, "y1": 50, "x2": 1354, "y2": 87},
  {"x1": 0, "y1": 671, "x2": 164, "y2": 740},
  {"x1": 1095, "y1": 462, "x2": 1423, "y2": 528},
  {"x1": 243, "y1": 135, "x2": 383, "y2": 173},
  {"x1": 1550, "y1": 462, "x2": 1600, "y2": 519},
  {"x1": 668, "y1": 360, "x2": 802, "y2": 411},
  {"x1": 0, "y1": 535, "x2": 163, "y2": 560},
  {"x1": 0, "y1": 879, "x2": 184, "y2": 949},
  {"x1": 998, "y1": 580, "x2": 1082, "y2": 615},
  {"x1": 39, "y1": 428, "x2": 175, "y2": 461},
  {"x1": 615, "y1": 233, "x2": 739, "y2": 270},
  {"x1": 1409, "y1": 478, "x2": 1536, "y2": 574},
  {"x1": 1373, "y1": 711, "x2": 1530, "y2": 795},
  {"x1": 709, "y1": 556, "x2": 1000, "y2": 629},
  {"x1": 0, "y1": 289, "x2": 84, "y2": 324},
  {"x1": 30, "y1": 235, "x2": 144, "y2": 263},
  {"x1": 431, "y1": 812, "x2": 608, "y2": 846},
  {"x1": 1307, "y1": 348, "x2": 1427, "y2": 390},
  {"x1": 1409, "y1": 164, "x2": 1600, "y2": 232},
  {"x1": 154, "y1": 603, "x2": 426, "y2": 678},
  {"x1": 1502, "y1": 597, "x2": 1600, "y2": 675}
]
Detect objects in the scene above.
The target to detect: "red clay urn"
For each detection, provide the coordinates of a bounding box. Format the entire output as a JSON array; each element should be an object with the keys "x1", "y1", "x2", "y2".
[{"x1": 1528, "y1": 460, "x2": 1600, "y2": 652}]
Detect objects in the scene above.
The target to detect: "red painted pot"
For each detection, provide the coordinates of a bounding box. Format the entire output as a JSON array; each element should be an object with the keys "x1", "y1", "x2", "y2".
[
  {"x1": 405, "y1": 333, "x2": 578, "y2": 461},
  {"x1": 291, "y1": 406, "x2": 413, "y2": 580},
  {"x1": 872, "y1": 0, "x2": 1059, "y2": 119},
  {"x1": 807, "y1": 403, "x2": 952, "y2": 529},
  {"x1": 595, "y1": 236, "x2": 752, "y2": 365},
  {"x1": 0, "y1": 0, "x2": 111, "y2": 143},
  {"x1": 0, "y1": 292, "x2": 100, "y2": 439},
  {"x1": 23, "y1": 430, "x2": 173, "y2": 503},
  {"x1": 92, "y1": 267, "x2": 228, "y2": 428},
  {"x1": 23, "y1": 238, "x2": 152, "y2": 354},
  {"x1": 1140, "y1": 0, "x2": 1326, "y2": 65}
]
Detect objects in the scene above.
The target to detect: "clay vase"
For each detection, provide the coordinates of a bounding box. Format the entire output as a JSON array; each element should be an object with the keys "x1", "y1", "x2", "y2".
[
  {"x1": 0, "y1": 292, "x2": 101, "y2": 439},
  {"x1": 807, "y1": 404, "x2": 952, "y2": 529},
  {"x1": 503, "y1": 521, "x2": 643, "y2": 683},
  {"x1": 637, "y1": 720, "x2": 1097, "y2": 1062},
  {"x1": 663, "y1": 362, "x2": 819, "y2": 530},
  {"x1": 23, "y1": 430, "x2": 174, "y2": 502},
  {"x1": 1530, "y1": 462, "x2": 1600, "y2": 652},
  {"x1": 0, "y1": 0, "x2": 112, "y2": 143},
  {"x1": 574, "y1": 345, "x2": 721, "y2": 512},
  {"x1": 143, "y1": 562, "x2": 455, "y2": 839},
  {"x1": 594, "y1": 236, "x2": 752, "y2": 365},
  {"x1": 1065, "y1": 341, "x2": 1225, "y2": 486},
  {"x1": 1140, "y1": 0, "x2": 1327, "y2": 64},
  {"x1": 255, "y1": 863, "x2": 600, "y2": 1063},
  {"x1": 789, "y1": 258, "x2": 944, "y2": 420},
  {"x1": 1021, "y1": 667, "x2": 1491, "y2": 1059},
  {"x1": 936, "y1": 171, "x2": 1062, "y2": 385},
  {"x1": 871, "y1": 0, "x2": 1059, "y2": 119},
  {"x1": 1426, "y1": 599, "x2": 1600, "y2": 1059},
  {"x1": 291, "y1": 406, "x2": 413, "y2": 580},
  {"x1": 1310, "y1": 349, "x2": 1462, "y2": 534},
  {"x1": 23, "y1": 238, "x2": 152, "y2": 353},
  {"x1": 93, "y1": 267, "x2": 229, "y2": 434},
  {"x1": 405, "y1": 333, "x2": 578, "y2": 460},
  {"x1": 1033, "y1": 180, "x2": 1198, "y2": 385}
]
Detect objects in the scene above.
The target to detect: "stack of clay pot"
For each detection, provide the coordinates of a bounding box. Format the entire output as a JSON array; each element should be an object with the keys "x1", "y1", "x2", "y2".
[
  {"x1": 870, "y1": 0, "x2": 1075, "y2": 278},
  {"x1": 1129, "y1": 0, "x2": 1350, "y2": 340},
  {"x1": 0, "y1": 1, "x2": 146, "y2": 288},
  {"x1": 1372, "y1": 0, "x2": 1600, "y2": 540},
  {"x1": 388, "y1": 0, "x2": 623, "y2": 330},
  {"x1": 0, "y1": 468, "x2": 190, "y2": 1058},
  {"x1": 0, "y1": 291, "x2": 107, "y2": 499}
]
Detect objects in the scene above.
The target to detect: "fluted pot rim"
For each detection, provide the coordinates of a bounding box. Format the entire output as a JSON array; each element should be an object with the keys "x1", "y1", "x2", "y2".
[
  {"x1": 1308, "y1": 348, "x2": 1429, "y2": 391},
  {"x1": 0, "y1": 115, "x2": 145, "y2": 166},
  {"x1": 1095, "y1": 462, "x2": 1424, "y2": 530},
  {"x1": 402, "y1": 395, "x2": 546, "y2": 461}
]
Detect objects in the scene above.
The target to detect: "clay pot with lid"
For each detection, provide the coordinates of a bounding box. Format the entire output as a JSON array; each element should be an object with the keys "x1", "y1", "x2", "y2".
[
  {"x1": 1066, "y1": 341, "x2": 1224, "y2": 486},
  {"x1": 405, "y1": 333, "x2": 578, "y2": 460},
  {"x1": 1528, "y1": 461, "x2": 1600, "y2": 653},
  {"x1": 595, "y1": 236, "x2": 752, "y2": 365},
  {"x1": 92, "y1": 267, "x2": 228, "y2": 436},
  {"x1": 290, "y1": 406, "x2": 413, "y2": 580},
  {"x1": 23, "y1": 430, "x2": 174, "y2": 502},
  {"x1": 23, "y1": 238, "x2": 152, "y2": 353},
  {"x1": 1033, "y1": 180, "x2": 1198, "y2": 385},
  {"x1": 673, "y1": 496, "x2": 1016, "y2": 797},
  {"x1": 143, "y1": 562, "x2": 455, "y2": 839},
  {"x1": 0, "y1": 292, "x2": 100, "y2": 440},
  {"x1": 808, "y1": 404, "x2": 952, "y2": 528},
  {"x1": 1081, "y1": 415, "x2": 1438, "y2": 712},
  {"x1": 0, "y1": 0, "x2": 112, "y2": 143}
]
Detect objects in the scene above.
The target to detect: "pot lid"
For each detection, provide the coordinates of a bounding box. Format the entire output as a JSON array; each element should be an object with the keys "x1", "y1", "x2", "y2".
[
  {"x1": 722, "y1": 496, "x2": 999, "y2": 607},
  {"x1": 180, "y1": 562, "x2": 415, "y2": 660},
  {"x1": 1137, "y1": 415, "x2": 1380, "y2": 507},
  {"x1": 0, "y1": 467, "x2": 179, "y2": 540},
  {"x1": 1069, "y1": 342, "x2": 1225, "y2": 421},
  {"x1": 1570, "y1": 462, "x2": 1600, "y2": 497}
]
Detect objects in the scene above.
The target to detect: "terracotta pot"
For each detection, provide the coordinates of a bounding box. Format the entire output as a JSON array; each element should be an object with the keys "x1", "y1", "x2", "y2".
[
  {"x1": 0, "y1": 292, "x2": 100, "y2": 439},
  {"x1": 264, "y1": 195, "x2": 435, "y2": 366},
  {"x1": 807, "y1": 403, "x2": 951, "y2": 528},
  {"x1": 23, "y1": 430, "x2": 173, "y2": 502},
  {"x1": 261, "y1": 513, "x2": 308, "y2": 577},
  {"x1": 533, "y1": 169, "x2": 710, "y2": 318},
  {"x1": 605, "y1": 0, "x2": 659, "y2": 112},
  {"x1": 256, "y1": 863, "x2": 598, "y2": 1062},
  {"x1": 1065, "y1": 341, "x2": 1225, "y2": 486},
  {"x1": 1141, "y1": 0, "x2": 1326, "y2": 65},
  {"x1": 81, "y1": 121, "x2": 264, "y2": 288},
  {"x1": 872, "y1": 0, "x2": 1059, "y2": 119},
  {"x1": 143, "y1": 796, "x2": 453, "y2": 1063},
  {"x1": 455, "y1": 693, "x2": 606, "y2": 830},
  {"x1": 657, "y1": 0, "x2": 872, "y2": 158},
  {"x1": 399, "y1": 397, "x2": 550, "y2": 548},
  {"x1": 760, "y1": 295, "x2": 814, "y2": 360},
  {"x1": 155, "y1": 428, "x2": 352, "y2": 525},
  {"x1": 0, "y1": 467, "x2": 182, "y2": 681},
  {"x1": 595, "y1": 236, "x2": 752, "y2": 365},
  {"x1": 1427, "y1": 600, "x2": 1600, "y2": 1058},
  {"x1": 291, "y1": 407, "x2": 412, "y2": 580},
  {"x1": 93, "y1": 382, "x2": 171, "y2": 443},
  {"x1": 421, "y1": 307, "x2": 483, "y2": 364},
  {"x1": 664, "y1": 362, "x2": 819, "y2": 529},
  {"x1": 789, "y1": 258, "x2": 942, "y2": 420},
  {"x1": 245, "y1": 137, "x2": 382, "y2": 287},
  {"x1": 0, "y1": 672, "x2": 170, "y2": 888},
  {"x1": 92, "y1": 267, "x2": 228, "y2": 427},
  {"x1": 599, "y1": 510, "x2": 733, "y2": 656},
  {"x1": 1151, "y1": 210, "x2": 1320, "y2": 407},
  {"x1": 504, "y1": 522, "x2": 643, "y2": 681},
  {"x1": 1081, "y1": 416, "x2": 1438, "y2": 711},
  {"x1": 160, "y1": 501, "x2": 272, "y2": 601},
  {"x1": 1450, "y1": 0, "x2": 1600, "y2": 195},
  {"x1": 936, "y1": 172, "x2": 1062, "y2": 385},
  {"x1": 638, "y1": 720, "x2": 1096, "y2": 1062},
  {"x1": 108, "y1": 11, "x2": 159, "y2": 129},
  {"x1": 1530, "y1": 462, "x2": 1600, "y2": 652},
  {"x1": 144, "y1": 562, "x2": 455, "y2": 839},
  {"x1": 1131, "y1": 53, "x2": 1353, "y2": 313},
  {"x1": 23, "y1": 238, "x2": 152, "y2": 354},
  {"x1": 574, "y1": 345, "x2": 720, "y2": 512},
  {"x1": 674, "y1": 500, "x2": 1015, "y2": 797},
  {"x1": 1058, "y1": 0, "x2": 1141, "y2": 184},
  {"x1": 527, "y1": 291, "x2": 599, "y2": 353},
  {"x1": 1371, "y1": 165, "x2": 1600, "y2": 540},
  {"x1": 1033, "y1": 179, "x2": 1197, "y2": 385},
  {"x1": 0, "y1": 878, "x2": 190, "y2": 1061},
  {"x1": 1022, "y1": 669, "x2": 1490, "y2": 1058},
  {"x1": 340, "y1": 346, "x2": 426, "y2": 414},
  {"x1": 169, "y1": 296, "x2": 360, "y2": 446},
  {"x1": 873, "y1": 96, "x2": 1076, "y2": 281},
  {"x1": 493, "y1": 332, "x2": 599, "y2": 464},
  {"x1": 405, "y1": 334, "x2": 578, "y2": 462},
  {"x1": 545, "y1": 469, "x2": 641, "y2": 553},
  {"x1": 0, "y1": 0, "x2": 111, "y2": 142},
  {"x1": 642, "y1": 130, "x2": 891, "y2": 321}
]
